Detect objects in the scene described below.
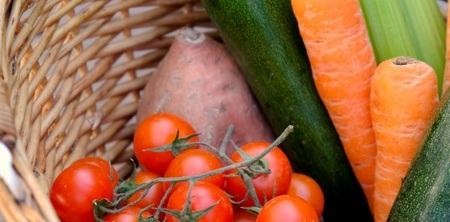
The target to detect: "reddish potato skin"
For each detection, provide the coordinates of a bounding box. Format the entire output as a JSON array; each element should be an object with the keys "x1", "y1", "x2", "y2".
[{"x1": 137, "y1": 28, "x2": 274, "y2": 156}]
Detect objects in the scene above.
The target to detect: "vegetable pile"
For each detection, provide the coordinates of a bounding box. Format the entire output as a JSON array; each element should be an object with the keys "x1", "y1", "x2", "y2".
[
  {"x1": 203, "y1": 0, "x2": 450, "y2": 221},
  {"x1": 48, "y1": 0, "x2": 450, "y2": 221}
]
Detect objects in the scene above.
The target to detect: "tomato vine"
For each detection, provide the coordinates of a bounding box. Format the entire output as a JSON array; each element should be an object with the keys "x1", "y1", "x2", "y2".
[{"x1": 94, "y1": 125, "x2": 294, "y2": 221}]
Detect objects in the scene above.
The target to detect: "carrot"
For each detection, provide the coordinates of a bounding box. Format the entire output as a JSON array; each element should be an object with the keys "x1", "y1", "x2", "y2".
[
  {"x1": 443, "y1": 4, "x2": 450, "y2": 94},
  {"x1": 290, "y1": 0, "x2": 377, "y2": 210},
  {"x1": 370, "y1": 56, "x2": 439, "y2": 222}
]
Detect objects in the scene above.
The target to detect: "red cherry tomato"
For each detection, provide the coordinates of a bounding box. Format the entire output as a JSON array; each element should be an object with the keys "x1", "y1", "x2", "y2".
[
  {"x1": 133, "y1": 112, "x2": 199, "y2": 175},
  {"x1": 71, "y1": 156, "x2": 119, "y2": 186},
  {"x1": 256, "y1": 195, "x2": 319, "y2": 222},
  {"x1": 103, "y1": 206, "x2": 151, "y2": 222},
  {"x1": 50, "y1": 164, "x2": 114, "y2": 222},
  {"x1": 164, "y1": 149, "x2": 224, "y2": 193},
  {"x1": 287, "y1": 173, "x2": 325, "y2": 217},
  {"x1": 225, "y1": 142, "x2": 292, "y2": 207},
  {"x1": 165, "y1": 181, "x2": 234, "y2": 222},
  {"x1": 123, "y1": 171, "x2": 165, "y2": 219}
]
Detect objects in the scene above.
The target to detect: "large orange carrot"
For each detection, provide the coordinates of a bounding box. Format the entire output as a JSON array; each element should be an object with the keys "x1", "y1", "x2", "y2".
[
  {"x1": 291, "y1": 0, "x2": 377, "y2": 210},
  {"x1": 443, "y1": 5, "x2": 450, "y2": 94},
  {"x1": 370, "y1": 56, "x2": 439, "y2": 222}
]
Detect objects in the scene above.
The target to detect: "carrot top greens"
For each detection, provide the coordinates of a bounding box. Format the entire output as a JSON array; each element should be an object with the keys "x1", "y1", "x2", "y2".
[{"x1": 360, "y1": 0, "x2": 446, "y2": 95}]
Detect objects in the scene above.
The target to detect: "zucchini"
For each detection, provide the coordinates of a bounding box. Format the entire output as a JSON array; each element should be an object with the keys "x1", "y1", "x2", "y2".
[
  {"x1": 388, "y1": 90, "x2": 450, "y2": 221},
  {"x1": 201, "y1": 0, "x2": 373, "y2": 220}
]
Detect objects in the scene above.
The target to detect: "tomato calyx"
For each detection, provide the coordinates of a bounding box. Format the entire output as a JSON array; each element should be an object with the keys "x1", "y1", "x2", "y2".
[
  {"x1": 145, "y1": 131, "x2": 200, "y2": 156},
  {"x1": 224, "y1": 144, "x2": 273, "y2": 207},
  {"x1": 102, "y1": 206, "x2": 154, "y2": 222},
  {"x1": 239, "y1": 206, "x2": 261, "y2": 217},
  {"x1": 94, "y1": 168, "x2": 164, "y2": 221},
  {"x1": 93, "y1": 198, "x2": 114, "y2": 221},
  {"x1": 94, "y1": 199, "x2": 155, "y2": 222},
  {"x1": 232, "y1": 143, "x2": 272, "y2": 178},
  {"x1": 247, "y1": 158, "x2": 271, "y2": 178},
  {"x1": 113, "y1": 170, "x2": 142, "y2": 202},
  {"x1": 161, "y1": 198, "x2": 219, "y2": 221}
]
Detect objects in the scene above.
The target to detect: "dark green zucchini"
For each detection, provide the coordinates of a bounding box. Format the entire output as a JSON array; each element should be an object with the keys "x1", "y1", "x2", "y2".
[
  {"x1": 201, "y1": 0, "x2": 372, "y2": 220},
  {"x1": 388, "y1": 90, "x2": 450, "y2": 221}
]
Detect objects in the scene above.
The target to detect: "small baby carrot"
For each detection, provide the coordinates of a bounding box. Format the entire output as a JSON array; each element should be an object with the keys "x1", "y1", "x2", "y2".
[
  {"x1": 370, "y1": 56, "x2": 439, "y2": 222},
  {"x1": 290, "y1": 0, "x2": 377, "y2": 211}
]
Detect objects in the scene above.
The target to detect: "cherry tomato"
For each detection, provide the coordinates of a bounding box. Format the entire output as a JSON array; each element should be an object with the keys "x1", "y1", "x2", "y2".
[
  {"x1": 165, "y1": 181, "x2": 234, "y2": 222},
  {"x1": 256, "y1": 195, "x2": 319, "y2": 222},
  {"x1": 71, "y1": 156, "x2": 119, "y2": 186},
  {"x1": 224, "y1": 142, "x2": 292, "y2": 207},
  {"x1": 103, "y1": 206, "x2": 151, "y2": 222},
  {"x1": 233, "y1": 207, "x2": 257, "y2": 222},
  {"x1": 164, "y1": 149, "x2": 224, "y2": 193},
  {"x1": 133, "y1": 112, "x2": 199, "y2": 175},
  {"x1": 287, "y1": 173, "x2": 325, "y2": 217},
  {"x1": 124, "y1": 171, "x2": 165, "y2": 216},
  {"x1": 50, "y1": 164, "x2": 114, "y2": 222}
]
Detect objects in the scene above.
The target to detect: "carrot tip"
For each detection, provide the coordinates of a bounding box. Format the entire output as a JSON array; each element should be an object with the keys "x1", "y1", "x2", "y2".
[{"x1": 392, "y1": 56, "x2": 418, "y2": 66}]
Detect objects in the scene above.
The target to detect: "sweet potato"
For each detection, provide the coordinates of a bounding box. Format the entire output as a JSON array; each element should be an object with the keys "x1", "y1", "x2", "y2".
[{"x1": 136, "y1": 28, "x2": 275, "y2": 156}]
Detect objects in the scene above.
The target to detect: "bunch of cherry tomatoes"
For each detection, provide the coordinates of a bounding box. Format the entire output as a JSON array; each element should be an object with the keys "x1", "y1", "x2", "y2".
[{"x1": 49, "y1": 112, "x2": 325, "y2": 222}]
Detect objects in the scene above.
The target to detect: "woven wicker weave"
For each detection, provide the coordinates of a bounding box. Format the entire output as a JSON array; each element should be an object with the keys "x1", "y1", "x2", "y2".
[{"x1": 0, "y1": 0, "x2": 215, "y2": 221}]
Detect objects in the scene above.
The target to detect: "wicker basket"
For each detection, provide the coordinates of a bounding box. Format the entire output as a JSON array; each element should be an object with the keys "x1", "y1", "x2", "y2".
[{"x1": 0, "y1": 0, "x2": 216, "y2": 221}]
